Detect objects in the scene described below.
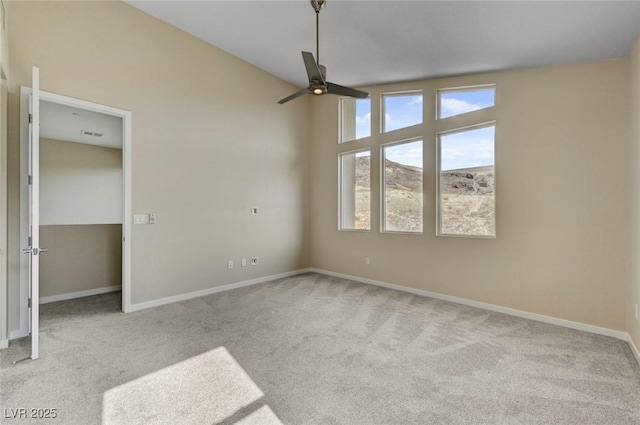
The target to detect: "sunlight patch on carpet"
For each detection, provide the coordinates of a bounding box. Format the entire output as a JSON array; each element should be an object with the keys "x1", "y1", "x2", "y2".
[{"x1": 102, "y1": 347, "x2": 281, "y2": 424}]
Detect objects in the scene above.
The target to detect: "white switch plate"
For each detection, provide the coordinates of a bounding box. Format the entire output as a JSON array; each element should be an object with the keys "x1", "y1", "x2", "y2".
[
  {"x1": 134, "y1": 214, "x2": 150, "y2": 225},
  {"x1": 365, "y1": 256, "x2": 370, "y2": 265},
  {"x1": 241, "y1": 259, "x2": 247, "y2": 267},
  {"x1": 251, "y1": 207, "x2": 259, "y2": 215}
]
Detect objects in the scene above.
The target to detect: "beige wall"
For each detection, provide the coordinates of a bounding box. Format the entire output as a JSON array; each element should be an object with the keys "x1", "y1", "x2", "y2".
[
  {"x1": 4, "y1": 1, "x2": 637, "y2": 341},
  {"x1": 40, "y1": 224, "x2": 122, "y2": 298},
  {"x1": 310, "y1": 60, "x2": 631, "y2": 332},
  {"x1": 630, "y1": 36, "x2": 640, "y2": 349},
  {"x1": 6, "y1": 1, "x2": 310, "y2": 331},
  {"x1": 40, "y1": 138, "x2": 123, "y2": 225},
  {"x1": 0, "y1": 0, "x2": 7, "y2": 344}
]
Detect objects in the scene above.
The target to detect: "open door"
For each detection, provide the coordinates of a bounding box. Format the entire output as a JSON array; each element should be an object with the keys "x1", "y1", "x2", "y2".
[{"x1": 23, "y1": 66, "x2": 45, "y2": 360}]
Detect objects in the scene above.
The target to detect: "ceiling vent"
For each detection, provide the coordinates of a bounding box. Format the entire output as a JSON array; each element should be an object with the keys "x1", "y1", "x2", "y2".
[{"x1": 81, "y1": 130, "x2": 103, "y2": 137}]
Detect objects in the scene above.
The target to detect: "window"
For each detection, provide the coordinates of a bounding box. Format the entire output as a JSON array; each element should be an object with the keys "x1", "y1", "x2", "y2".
[
  {"x1": 438, "y1": 124, "x2": 495, "y2": 237},
  {"x1": 337, "y1": 84, "x2": 496, "y2": 237},
  {"x1": 339, "y1": 149, "x2": 371, "y2": 230},
  {"x1": 382, "y1": 92, "x2": 422, "y2": 133},
  {"x1": 340, "y1": 98, "x2": 371, "y2": 143},
  {"x1": 382, "y1": 139, "x2": 423, "y2": 233},
  {"x1": 438, "y1": 86, "x2": 495, "y2": 119}
]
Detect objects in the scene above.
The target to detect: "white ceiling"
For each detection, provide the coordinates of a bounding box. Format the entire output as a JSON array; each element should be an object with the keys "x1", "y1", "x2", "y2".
[
  {"x1": 126, "y1": 1, "x2": 640, "y2": 89},
  {"x1": 40, "y1": 101, "x2": 123, "y2": 149}
]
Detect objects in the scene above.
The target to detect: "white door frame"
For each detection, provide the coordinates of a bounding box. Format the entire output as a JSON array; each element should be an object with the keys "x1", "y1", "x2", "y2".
[
  {"x1": 0, "y1": 78, "x2": 7, "y2": 349},
  {"x1": 15, "y1": 88, "x2": 132, "y2": 338}
]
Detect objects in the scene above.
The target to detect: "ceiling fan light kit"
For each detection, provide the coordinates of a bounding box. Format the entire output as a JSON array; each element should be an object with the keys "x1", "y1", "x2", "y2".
[{"x1": 278, "y1": 0, "x2": 368, "y2": 104}]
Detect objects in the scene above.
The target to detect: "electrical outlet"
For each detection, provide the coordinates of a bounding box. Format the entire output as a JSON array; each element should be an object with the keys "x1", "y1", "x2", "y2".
[
  {"x1": 251, "y1": 257, "x2": 258, "y2": 266},
  {"x1": 241, "y1": 258, "x2": 247, "y2": 267},
  {"x1": 227, "y1": 260, "x2": 233, "y2": 269},
  {"x1": 365, "y1": 256, "x2": 370, "y2": 265}
]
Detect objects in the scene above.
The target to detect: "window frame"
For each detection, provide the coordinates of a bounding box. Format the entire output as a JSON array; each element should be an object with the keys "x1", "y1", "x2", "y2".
[
  {"x1": 339, "y1": 96, "x2": 371, "y2": 144},
  {"x1": 436, "y1": 84, "x2": 496, "y2": 120},
  {"x1": 338, "y1": 147, "x2": 372, "y2": 232},
  {"x1": 380, "y1": 137, "x2": 424, "y2": 235},
  {"x1": 436, "y1": 121, "x2": 497, "y2": 239},
  {"x1": 380, "y1": 90, "x2": 423, "y2": 134}
]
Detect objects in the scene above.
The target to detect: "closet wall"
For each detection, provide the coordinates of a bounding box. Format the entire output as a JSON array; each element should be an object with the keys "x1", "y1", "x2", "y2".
[{"x1": 39, "y1": 138, "x2": 122, "y2": 298}]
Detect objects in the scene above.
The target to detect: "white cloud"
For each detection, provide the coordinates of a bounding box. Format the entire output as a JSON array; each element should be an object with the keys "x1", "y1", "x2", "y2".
[
  {"x1": 356, "y1": 112, "x2": 371, "y2": 126},
  {"x1": 355, "y1": 112, "x2": 371, "y2": 139},
  {"x1": 440, "y1": 98, "x2": 482, "y2": 116},
  {"x1": 385, "y1": 141, "x2": 423, "y2": 168},
  {"x1": 440, "y1": 125, "x2": 495, "y2": 170},
  {"x1": 407, "y1": 95, "x2": 423, "y2": 106}
]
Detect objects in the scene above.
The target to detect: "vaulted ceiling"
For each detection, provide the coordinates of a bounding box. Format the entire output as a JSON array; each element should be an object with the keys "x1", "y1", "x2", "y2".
[{"x1": 126, "y1": 1, "x2": 640, "y2": 89}]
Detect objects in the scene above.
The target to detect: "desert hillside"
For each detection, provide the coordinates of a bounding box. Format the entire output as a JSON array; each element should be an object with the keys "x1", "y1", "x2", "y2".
[
  {"x1": 353, "y1": 158, "x2": 494, "y2": 235},
  {"x1": 440, "y1": 166, "x2": 494, "y2": 196},
  {"x1": 356, "y1": 157, "x2": 494, "y2": 196}
]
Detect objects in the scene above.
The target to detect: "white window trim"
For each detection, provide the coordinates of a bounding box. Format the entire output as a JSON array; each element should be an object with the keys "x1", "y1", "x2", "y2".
[
  {"x1": 339, "y1": 96, "x2": 371, "y2": 144},
  {"x1": 338, "y1": 147, "x2": 372, "y2": 232}
]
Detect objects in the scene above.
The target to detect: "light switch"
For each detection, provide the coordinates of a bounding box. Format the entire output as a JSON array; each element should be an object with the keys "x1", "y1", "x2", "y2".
[{"x1": 134, "y1": 214, "x2": 150, "y2": 225}]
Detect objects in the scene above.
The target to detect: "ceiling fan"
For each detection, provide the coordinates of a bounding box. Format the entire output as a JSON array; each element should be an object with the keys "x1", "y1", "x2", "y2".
[{"x1": 278, "y1": 0, "x2": 369, "y2": 104}]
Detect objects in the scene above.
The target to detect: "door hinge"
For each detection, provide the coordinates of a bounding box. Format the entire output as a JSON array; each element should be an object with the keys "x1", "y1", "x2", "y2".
[
  {"x1": 28, "y1": 113, "x2": 32, "y2": 124},
  {"x1": 28, "y1": 298, "x2": 32, "y2": 308},
  {"x1": 28, "y1": 175, "x2": 32, "y2": 185}
]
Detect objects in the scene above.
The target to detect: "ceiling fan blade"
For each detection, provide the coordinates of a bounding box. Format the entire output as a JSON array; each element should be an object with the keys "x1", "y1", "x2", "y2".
[
  {"x1": 326, "y1": 82, "x2": 368, "y2": 99},
  {"x1": 302, "y1": 51, "x2": 324, "y2": 82},
  {"x1": 277, "y1": 87, "x2": 310, "y2": 104}
]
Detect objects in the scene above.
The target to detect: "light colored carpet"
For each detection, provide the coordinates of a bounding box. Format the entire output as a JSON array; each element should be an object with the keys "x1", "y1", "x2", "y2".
[{"x1": 1, "y1": 272, "x2": 640, "y2": 424}]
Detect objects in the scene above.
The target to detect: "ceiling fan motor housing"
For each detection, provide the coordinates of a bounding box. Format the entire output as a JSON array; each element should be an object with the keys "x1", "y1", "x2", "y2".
[
  {"x1": 318, "y1": 64, "x2": 327, "y2": 80},
  {"x1": 310, "y1": 82, "x2": 327, "y2": 95}
]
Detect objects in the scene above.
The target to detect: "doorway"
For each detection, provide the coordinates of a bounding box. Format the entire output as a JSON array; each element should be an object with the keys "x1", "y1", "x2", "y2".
[{"x1": 17, "y1": 88, "x2": 132, "y2": 342}]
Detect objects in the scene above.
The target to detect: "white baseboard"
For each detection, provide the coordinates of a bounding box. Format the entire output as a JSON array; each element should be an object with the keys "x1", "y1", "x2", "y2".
[
  {"x1": 310, "y1": 268, "x2": 628, "y2": 341},
  {"x1": 628, "y1": 334, "x2": 640, "y2": 365},
  {"x1": 9, "y1": 329, "x2": 28, "y2": 340},
  {"x1": 0, "y1": 339, "x2": 8, "y2": 349},
  {"x1": 129, "y1": 269, "x2": 312, "y2": 313},
  {"x1": 40, "y1": 285, "x2": 122, "y2": 305}
]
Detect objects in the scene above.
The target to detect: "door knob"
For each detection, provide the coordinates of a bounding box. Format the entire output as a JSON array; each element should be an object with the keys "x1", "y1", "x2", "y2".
[{"x1": 22, "y1": 247, "x2": 48, "y2": 255}]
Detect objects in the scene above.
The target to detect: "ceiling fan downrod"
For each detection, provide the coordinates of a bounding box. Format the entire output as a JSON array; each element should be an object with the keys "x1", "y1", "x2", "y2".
[
  {"x1": 311, "y1": 0, "x2": 325, "y2": 67},
  {"x1": 276, "y1": 0, "x2": 367, "y2": 104}
]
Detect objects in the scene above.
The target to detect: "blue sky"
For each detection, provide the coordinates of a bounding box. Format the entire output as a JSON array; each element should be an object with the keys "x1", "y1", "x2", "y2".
[
  {"x1": 384, "y1": 94, "x2": 422, "y2": 132},
  {"x1": 440, "y1": 125, "x2": 495, "y2": 171},
  {"x1": 355, "y1": 99, "x2": 371, "y2": 139},
  {"x1": 440, "y1": 89, "x2": 494, "y2": 119},
  {"x1": 352, "y1": 89, "x2": 495, "y2": 170},
  {"x1": 385, "y1": 140, "x2": 423, "y2": 168}
]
